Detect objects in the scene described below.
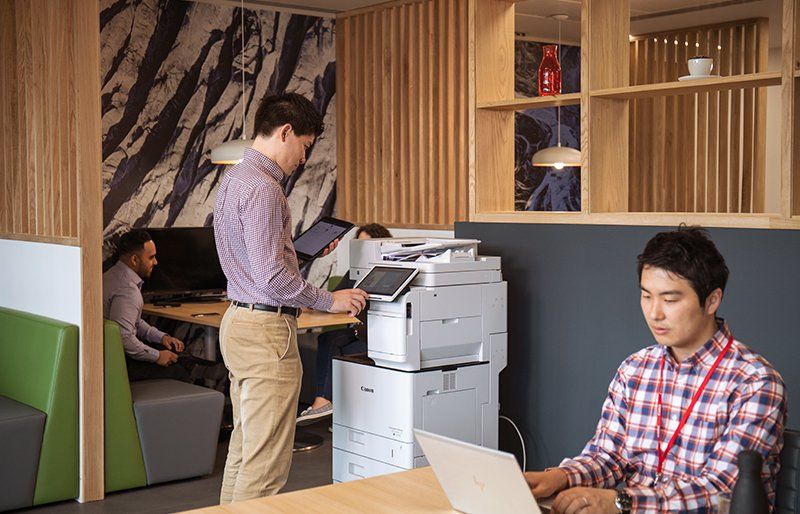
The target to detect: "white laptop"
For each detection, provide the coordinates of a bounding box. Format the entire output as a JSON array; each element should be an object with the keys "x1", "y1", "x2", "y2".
[{"x1": 414, "y1": 429, "x2": 553, "y2": 514}]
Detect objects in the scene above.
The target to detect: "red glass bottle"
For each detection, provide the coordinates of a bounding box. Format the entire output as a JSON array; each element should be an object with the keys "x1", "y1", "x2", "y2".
[{"x1": 538, "y1": 44, "x2": 562, "y2": 96}]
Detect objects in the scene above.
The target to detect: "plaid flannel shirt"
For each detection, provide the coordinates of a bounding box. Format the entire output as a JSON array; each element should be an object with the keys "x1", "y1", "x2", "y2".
[{"x1": 559, "y1": 320, "x2": 786, "y2": 513}]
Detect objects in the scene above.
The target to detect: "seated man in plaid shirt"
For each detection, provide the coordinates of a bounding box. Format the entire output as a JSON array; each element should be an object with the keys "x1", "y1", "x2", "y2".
[{"x1": 525, "y1": 226, "x2": 786, "y2": 514}]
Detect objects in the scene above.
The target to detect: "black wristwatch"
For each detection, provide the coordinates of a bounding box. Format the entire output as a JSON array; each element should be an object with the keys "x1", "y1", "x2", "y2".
[{"x1": 614, "y1": 491, "x2": 632, "y2": 514}]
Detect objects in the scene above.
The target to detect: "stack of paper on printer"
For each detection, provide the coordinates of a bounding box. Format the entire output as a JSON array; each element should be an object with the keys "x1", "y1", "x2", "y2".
[{"x1": 381, "y1": 241, "x2": 476, "y2": 262}]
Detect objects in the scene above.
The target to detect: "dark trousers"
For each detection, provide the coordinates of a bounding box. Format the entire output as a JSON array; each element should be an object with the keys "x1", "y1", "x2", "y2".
[
  {"x1": 315, "y1": 329, "x2": 366, "y2": 401},
  {"x1": 126, "y1": 343, "x2": 195, "y2": 382}
]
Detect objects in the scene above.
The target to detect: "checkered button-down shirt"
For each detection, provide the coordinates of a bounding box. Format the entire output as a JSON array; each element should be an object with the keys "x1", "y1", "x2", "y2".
[
  {"x1": 213, "y1": 149, "x2": 333, "y2": 311},
  {"x1": 559, "y1": 320, "x2": 786, "y2": 513}
]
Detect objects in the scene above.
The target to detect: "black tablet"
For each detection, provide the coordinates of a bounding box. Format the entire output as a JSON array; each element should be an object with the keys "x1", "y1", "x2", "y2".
[
  {"x1": 293, "y1": 217, "x2": 354, "y2": 262},
  {"x1": 353, "y1": 266, "x2": 419, "y2": 302}
]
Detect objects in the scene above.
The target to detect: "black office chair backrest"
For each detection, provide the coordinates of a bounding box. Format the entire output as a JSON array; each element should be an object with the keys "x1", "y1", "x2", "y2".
[{"x1": 777, "y1": 429, "x2": 800, "y2": 514}]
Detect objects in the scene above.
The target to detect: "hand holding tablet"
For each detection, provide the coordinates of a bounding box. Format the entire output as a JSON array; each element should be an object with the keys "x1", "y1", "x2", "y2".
[{"x1": 293, "y1": 217, "x2": 354, "y2": 263}]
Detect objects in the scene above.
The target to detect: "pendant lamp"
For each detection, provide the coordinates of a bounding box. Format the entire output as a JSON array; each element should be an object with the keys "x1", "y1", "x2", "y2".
[
  {"x1": 210, "y1": 0, "x2": 253, "y2": 165},
  {"x1": 531, "y1": 14, "x2": 581, "y2": 170}
]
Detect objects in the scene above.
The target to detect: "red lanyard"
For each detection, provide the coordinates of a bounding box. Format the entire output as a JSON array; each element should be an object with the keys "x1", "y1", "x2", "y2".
[{"x1": 654, "y1": 334, "x2": 734, "y2": 483}]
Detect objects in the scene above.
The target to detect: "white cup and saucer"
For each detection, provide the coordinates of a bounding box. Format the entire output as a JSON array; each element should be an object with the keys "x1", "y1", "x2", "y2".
[{"x1": 678, "y1": 56, "x2": 720, "y2": 81}]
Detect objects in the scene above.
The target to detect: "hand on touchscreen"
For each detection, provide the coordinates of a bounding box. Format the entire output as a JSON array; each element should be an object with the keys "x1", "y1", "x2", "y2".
[{"x1": 329, "y1": 288, "x2": 369, "y2": 316}]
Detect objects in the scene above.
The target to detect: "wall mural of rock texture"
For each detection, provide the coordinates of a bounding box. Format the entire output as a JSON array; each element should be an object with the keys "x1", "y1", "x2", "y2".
[
  {"x1": 100, "y1": 0, "x2": 338, "y2": 286},
  {"x1": 514, "y1": 40, "x2": 581, "y2": 211}
]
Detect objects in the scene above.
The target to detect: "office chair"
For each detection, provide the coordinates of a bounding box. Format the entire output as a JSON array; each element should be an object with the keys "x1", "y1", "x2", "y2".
[{"x1": 777, "y1": 429, "x2": 800, "y2": 514}]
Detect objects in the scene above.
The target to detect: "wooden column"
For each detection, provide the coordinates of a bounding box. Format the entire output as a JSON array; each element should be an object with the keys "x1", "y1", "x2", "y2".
[
  {"x1": 583, "y1": 0, "x2": 630, "y2": 213},
  {"x1": 783, "y1": 0, "x2": 799, "y2": 217},
  {"x1": 75, "y1": 0, "x2": 104, "y2": 503}
]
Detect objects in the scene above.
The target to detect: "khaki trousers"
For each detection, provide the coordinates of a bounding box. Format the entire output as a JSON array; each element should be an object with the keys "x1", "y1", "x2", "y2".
[{"x1": 218, "y1": 304, "x2": 301, "y2": 504}]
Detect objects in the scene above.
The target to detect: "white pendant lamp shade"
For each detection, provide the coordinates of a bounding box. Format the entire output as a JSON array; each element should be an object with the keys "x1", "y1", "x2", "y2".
[
  {"x1": 210, "y1": 0, "x2": 251, "y2": 166},
  {"x1": 209, "y1": 137, "x2": 254, "y2": 165},
  {"x1": 531, "y1": 144, "x2": 581, "y2": 169},
  {"x1": 531, "y1": 13, "x2": 581, "y2": 171}
]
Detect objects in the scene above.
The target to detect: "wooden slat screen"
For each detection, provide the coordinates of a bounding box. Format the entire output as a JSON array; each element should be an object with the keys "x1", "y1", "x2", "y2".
[
  {"x1": 628, "y1": 19, "x2": 768, "y2": 213},
  {"x1": 1, "y1": 0, "x2": 105, "y2": 501},
  {"x1": 337, "y1": 0, "x2": 468, "y2": 229},
  {"x1": 0, "y1": 0, "x2": 80, "y2": 243}
]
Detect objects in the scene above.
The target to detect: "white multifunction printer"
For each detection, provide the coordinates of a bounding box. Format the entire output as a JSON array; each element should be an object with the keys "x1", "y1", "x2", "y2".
[{"x1": 331, "y1": 238, "x2": 508, "y2": 483}]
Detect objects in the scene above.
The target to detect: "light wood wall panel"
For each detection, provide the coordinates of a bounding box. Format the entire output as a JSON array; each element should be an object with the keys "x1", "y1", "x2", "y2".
[
  {"x1": 1, "y1": 0, "x2": 84, "y2": 243},
  {"x1": 1, "y1": 0, "x2": 104, "y2": 502},
  {"x1": 628, "y1": 19, "x2": 768, "y2": 213},
  {"x1": 337, "y1": 0, "x2": 469, "y2": 228}
]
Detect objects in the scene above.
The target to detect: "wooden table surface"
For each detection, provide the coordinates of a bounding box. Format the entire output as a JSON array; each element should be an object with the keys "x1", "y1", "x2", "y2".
[
  {"x1": 182, "y1": 467, "x2": 455, "y2": 514},
  {"x1": 143, "y1": 301, "x2": 359, "y2": 331}
]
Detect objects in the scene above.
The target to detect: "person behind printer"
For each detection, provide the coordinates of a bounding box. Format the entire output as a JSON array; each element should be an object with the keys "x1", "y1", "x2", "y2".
[
  {"x1": 524, "y1": 226, "x2": 786, "y2": 514},
  {"x1": 213, "y1": 92, "x2": 368, "y2": 503},
  {"x1": 297, "y1": 223, "x2": 393, "y2": 426},
  {"x1": 103, "y1": 229, "x2": 222, "y2": 383}
]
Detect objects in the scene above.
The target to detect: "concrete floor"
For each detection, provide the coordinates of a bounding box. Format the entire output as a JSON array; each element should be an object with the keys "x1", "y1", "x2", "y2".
[{"x1": 22, "y1": 423, "x2": 334, "y2": 514}]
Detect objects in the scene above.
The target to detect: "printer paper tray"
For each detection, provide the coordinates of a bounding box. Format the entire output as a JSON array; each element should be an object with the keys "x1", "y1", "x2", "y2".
[
  {"x1": 333, "y1": 423, "x2": 418, "y2": 469},
  {"x1": 332, "y1": 448, "x2": 407, "y2": 483}
]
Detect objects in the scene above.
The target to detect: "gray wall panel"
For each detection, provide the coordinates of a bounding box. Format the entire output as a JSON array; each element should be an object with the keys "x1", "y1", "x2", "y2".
[{"x1": 455, "y1": 222, "x2": 799, "y2": 470}]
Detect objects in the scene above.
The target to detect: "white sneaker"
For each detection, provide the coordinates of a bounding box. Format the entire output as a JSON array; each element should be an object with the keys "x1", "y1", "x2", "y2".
[{"x1": 296, "y1": 402, "x2": 333, "y2": 426}]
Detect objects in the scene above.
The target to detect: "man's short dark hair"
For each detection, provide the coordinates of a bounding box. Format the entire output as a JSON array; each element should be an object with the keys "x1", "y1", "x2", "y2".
[
  {"x1": 253, "y1": 93, "x2": 324, "y2": 138},
  {"x1": 356, "y1": 223, "x2": 392, "y2": 239},
  {"x1": 637, "y1": 225, "x2": 729, "y2": 305},
  {"x1": 116, "y1": 229, "x2": 152, "y2": 258}
]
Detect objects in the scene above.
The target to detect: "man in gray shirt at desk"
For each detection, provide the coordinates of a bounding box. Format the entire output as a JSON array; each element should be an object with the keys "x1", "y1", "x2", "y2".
[{"x1": 103, "y1": 229, "x2": 192, "y2": 381}]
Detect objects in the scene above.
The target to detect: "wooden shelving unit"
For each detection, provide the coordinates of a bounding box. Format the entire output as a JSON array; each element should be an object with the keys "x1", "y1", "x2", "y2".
[
  {"x1": 477, "y1": 93, "x2": 581, "y2": 111},
  {"x1": 469, "y1": 0, "x2": 800, "y2": 229}
]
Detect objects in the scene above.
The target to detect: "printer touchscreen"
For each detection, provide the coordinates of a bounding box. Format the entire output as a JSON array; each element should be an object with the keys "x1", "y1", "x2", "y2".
[{"x1": 354, "y1": 266, "x2": 418, "y2": 302}]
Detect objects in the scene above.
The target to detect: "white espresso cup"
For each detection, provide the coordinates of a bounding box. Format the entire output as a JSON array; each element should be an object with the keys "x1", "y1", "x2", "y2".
[{"x1": 688, "y1": 56, "x2": 714, "y2": 76}]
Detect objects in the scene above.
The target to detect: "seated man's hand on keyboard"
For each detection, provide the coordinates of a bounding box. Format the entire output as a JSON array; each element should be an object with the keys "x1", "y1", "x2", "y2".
[
  {"x1": 161, "y1": 334, "x2": 185, "y2": 352},
  {"x1": 156, "y1": 350, "x2": 178, "y2": 367}
]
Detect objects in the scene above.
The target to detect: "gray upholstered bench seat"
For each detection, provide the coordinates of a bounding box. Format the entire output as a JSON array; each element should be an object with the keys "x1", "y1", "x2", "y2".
[
  {"x1": 130, "y1": 379, "x2": 224, "y2": 485},
  {"x1": 0, "y1": 395, "x2": 46, "y2": 511}
]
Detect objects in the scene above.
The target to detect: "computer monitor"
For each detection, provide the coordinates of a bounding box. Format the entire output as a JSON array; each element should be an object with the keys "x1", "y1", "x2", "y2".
[{"x1": 141, "y1": 227, "x2": 227, "y2": 299}]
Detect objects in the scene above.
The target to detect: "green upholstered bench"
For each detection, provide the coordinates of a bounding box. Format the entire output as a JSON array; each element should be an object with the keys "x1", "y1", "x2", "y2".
[
  {"x1": 104, "y1": 320, "x2": 148, "y2": 492},
  {"x1": 324, "y1": 275, "x2": 347, "y2": 331},
  {"x1": 328, "y1": 274, "x2": 344, "y2": 292},
  {"x1": 0, "y1": 307, "x2": 79, "y2": 508}
]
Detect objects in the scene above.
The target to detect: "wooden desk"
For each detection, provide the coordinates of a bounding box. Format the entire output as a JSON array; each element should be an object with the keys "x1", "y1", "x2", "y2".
[
  {"x1": 143, "y1": 301, "x2": 359, "y2": 331},
  {"x1": 183, "y1": 467, "x2": 455, "y2": 513},
  {"x1": 143, "y1": 300, "x2": 359, "y2": 452}
]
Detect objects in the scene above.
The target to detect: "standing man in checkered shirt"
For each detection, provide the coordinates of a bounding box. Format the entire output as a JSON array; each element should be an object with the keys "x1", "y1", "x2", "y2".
[
  {"x1": 213, "y1": 93, "x2": 368, "y2": 503},
  {"x1": 525, "y1": 227, "x2": 786, "y2": 513}
]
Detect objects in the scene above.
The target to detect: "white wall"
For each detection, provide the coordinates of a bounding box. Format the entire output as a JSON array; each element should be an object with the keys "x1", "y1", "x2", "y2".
[
  {"x1": 334, "y1": 227, "x2": 455, "y2": 277},
  {"x1": 0, "y1": 239, "x2": 82, "y2": 325}
]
